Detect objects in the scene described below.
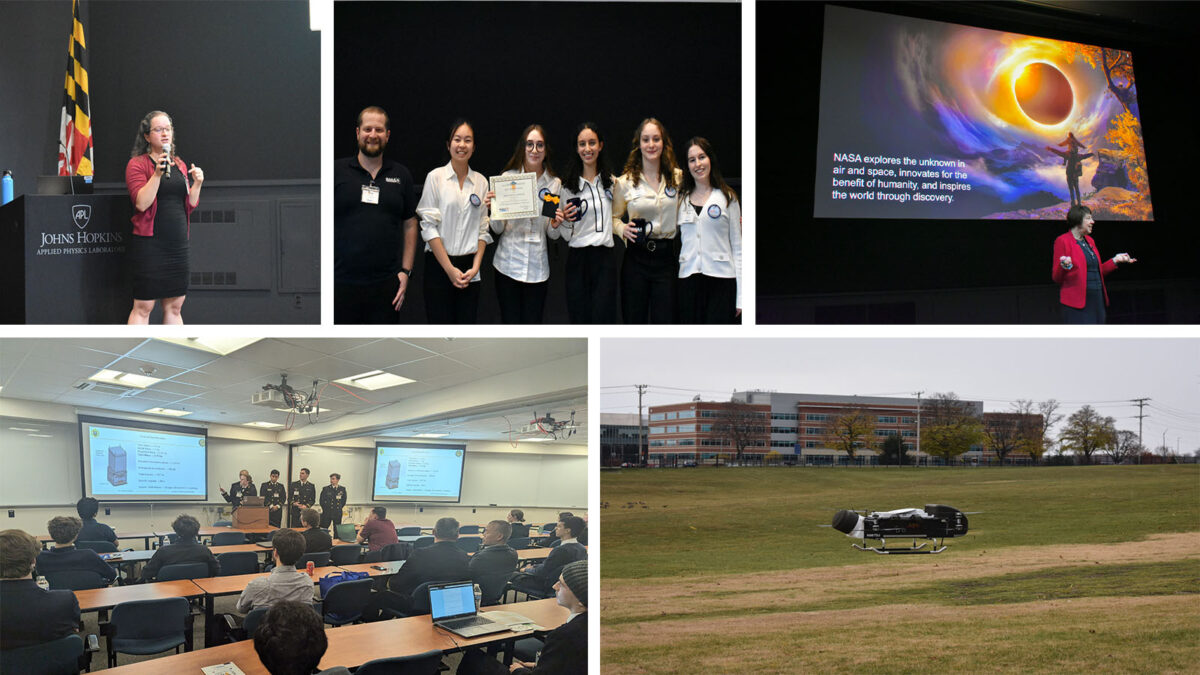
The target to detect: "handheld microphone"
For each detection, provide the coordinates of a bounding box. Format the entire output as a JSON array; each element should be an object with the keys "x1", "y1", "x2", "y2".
[{"x1": 161, "y1": 142, "x2": 172, "y2": 178}]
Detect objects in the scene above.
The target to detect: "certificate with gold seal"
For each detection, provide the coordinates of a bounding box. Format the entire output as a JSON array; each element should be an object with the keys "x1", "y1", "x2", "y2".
[{"x1": 489, "y1": 172, "x2": 539, "y2": 220}]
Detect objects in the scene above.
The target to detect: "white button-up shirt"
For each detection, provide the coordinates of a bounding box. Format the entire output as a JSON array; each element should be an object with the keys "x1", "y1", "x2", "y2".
[
  {"x1": 559, "y1": 174, "x2": 614, "y2": 248},
  {"x1": 490, "y1": 169, "x2": 562, "y2": 283},
  {"x1": 418, "y1": 162, "x2": 492, "y2": 280},
  {"x1": 612, "y1": 168, "x2": 683, "y2": 241},
  {"x1": 677, "y1": 190, "x2": 743, "y2": 309}
]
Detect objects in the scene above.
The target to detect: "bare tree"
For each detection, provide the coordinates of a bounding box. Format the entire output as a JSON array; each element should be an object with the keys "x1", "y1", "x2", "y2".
[
  {"x1": 920, "y1": 392, "x2": 985, "y2": 465},
  {"x1": 710, "y1": 401, "x2": 768, "y2": 464},
  {"x1": 984, "y1": 413, "x2": 1021, "y2": 465},
  {"x1": 1033, "y1": 399, "x2": 1064, "y2": 465},
  {"x1": 1059, "y1": 406, "x2": 1117, "y2": 465},
  {"x1": 1108, "y1": 429, "x2": 1142, "y2": 465},
  {"x1": 830, "y1": 405, "x2": 876, "y2": 465}
]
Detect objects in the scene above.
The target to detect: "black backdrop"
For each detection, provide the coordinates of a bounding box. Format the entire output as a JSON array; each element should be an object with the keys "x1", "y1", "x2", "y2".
[
  {"x1": 334, "y1": 1, "x2": 742, "y2": 188},
  {"x1": 758, "y1": 1, "x2": 1200, "y2": 323}
]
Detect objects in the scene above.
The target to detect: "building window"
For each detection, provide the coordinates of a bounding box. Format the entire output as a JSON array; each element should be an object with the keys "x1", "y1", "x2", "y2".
[
  {"x1": 877, "y1": 415, "x2": 898, "y2": 424},
  {"x1": 666, "y1": 412, "x2": 678, "y2": 420},
  {"x1": 700, "y1": 424, "x2": 712, "y2": 432},
  {"x1": 770, "y1": 426, "x2": 796, "y2": 434},
  {"x1": 678, "y1": 439, "x2": 695, "y2": 446},
  {"x1": 772, "y1": 412, "x2": 798, "y2": 421},
  {"x1": 677, "y1": 424, "x2": 695, "y2": 433},
  {"x1": 902, "y1": 416, "x2": 916, "y2": 424},
  {"x1": 901, "y1": 430, "x2": 916, "y2": 437},
  {"x1": 771, "y1": 440, "x2": 794, "y2": 448},
  {"x1": 650, "y1": 413, "x2": 665, "y2": 421},
  {"x1": 874, "y1": 429, "x2": 897, "y2": 437},
  {"x1": 805, "y1": 427, "x2": 824, "y2": 435},
  {"x1": 678, "y1": 409, "x2": 695, "y2": 419},
  {"x1": 805, "y1": 441, "x2": 817, "y2": 448},
  {"x1": 806, "y1": 414, "x2": 828, "y2": 422}
]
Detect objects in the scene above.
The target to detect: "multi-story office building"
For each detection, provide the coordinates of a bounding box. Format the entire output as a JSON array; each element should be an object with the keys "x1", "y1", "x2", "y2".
[
  {"x1": 600, "y1": 413, "x2": 648, "y2": 467},
  {"x1": 645, "y1": 391, "x2": 1037, "y2": 466},
  {"x1": 645, "y1": 400, "x2": 770, "y2": 467}
]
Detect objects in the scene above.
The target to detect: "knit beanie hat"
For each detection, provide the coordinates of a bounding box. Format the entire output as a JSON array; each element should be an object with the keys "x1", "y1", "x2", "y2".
[{"x1": 560, "y1": 559, "x2": 587, "y2": 606}]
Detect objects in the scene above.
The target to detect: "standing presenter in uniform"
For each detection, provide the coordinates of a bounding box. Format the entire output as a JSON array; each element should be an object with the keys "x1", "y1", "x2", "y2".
[
  {"x1": 219, "y1": 470, "x2": 257, "y2": 512},
  {"x1": 319, "y1": 473, "x2": 348, "y2": 529},
  {"x1": 334, "y1": 106, "x2": 419, "y2": 323},
  {"x1": 124, "y1": 110, "x2": 204, "y2": 324},
  {"x1": 289, "y1": 468, "x2": 316, "y2": 528},
  {"x1": 260, "y1": 469, "x2": 287, "y2": 528}
]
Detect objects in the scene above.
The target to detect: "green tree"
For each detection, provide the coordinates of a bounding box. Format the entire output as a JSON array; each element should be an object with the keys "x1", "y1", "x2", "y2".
[
  {"x1": 879, "y1": 433, "x2": 907, "y2": 466},
  {"x1": 920, "y1": 392, "x2": 986, "y2": 465},
  {"x1": 1059, "y1": 405, "x2": 1117, "y2": 465},
  {"x1": 830, "y1": 406, "x2": 875, "y2": 465}
]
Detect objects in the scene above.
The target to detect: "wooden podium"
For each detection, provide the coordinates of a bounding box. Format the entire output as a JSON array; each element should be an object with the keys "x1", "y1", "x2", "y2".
[{"x1": 233, "y1": 506, "x2": 269, "y2": 529}]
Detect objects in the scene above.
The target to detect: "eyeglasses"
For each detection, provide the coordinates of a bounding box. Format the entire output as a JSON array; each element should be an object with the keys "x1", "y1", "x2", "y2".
[
  {"x1": 150, "y1": 126, "x2": 173, "y2": 134},
  {"x1": 525, "y1": 141, "x2": 546, "y2": 150}
]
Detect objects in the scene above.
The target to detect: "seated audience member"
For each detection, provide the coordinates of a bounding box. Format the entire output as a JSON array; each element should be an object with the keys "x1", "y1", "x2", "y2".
[
  {"x1": 458, "y1": 559, "x2": 588, "y2": 675},
  {"x1": 469, "y1": 520, "x2": 519, "y2": 601},
  {"x1": 75, "y1": 497, "x2": 118, "y2": 545},
  {"x1": 141, "y1": 514, "x2": 220, "y2": 581},
  {"x1": 0, "y1": 529, "x2": 81, "y2": 650},
  {"x1": 252, "y1": 600, "x2": 351, "y2": 675},
  {"x1": 364, "y1": 517, "x2": 469, "y2": 621},
  {"x1": 300, "y1": 508, "x2": 333, "y2": 553},
  {"x1": 35, "y1": 516, "x2": 117, "y2": 585},
  {"x1": 541, "y1": 512, "x2": 575, "y2": 547},
  {"x1": 356, "y1": 507, "x2": 398, "y2": 561},
  {"x1": 506, "y1": 509, "x2": 530, "y2": 539},
  {"x1": 237, "y1": 530, "x2": 313, "y2": 613},
  {"x1": 512, "y1": 516, "x2": 587, "y2": 597}
]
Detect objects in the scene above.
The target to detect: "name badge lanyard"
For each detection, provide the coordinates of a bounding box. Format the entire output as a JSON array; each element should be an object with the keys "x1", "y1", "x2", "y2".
[{"x1": 362, "y1": 178, "x2": 380, "y2": 205}]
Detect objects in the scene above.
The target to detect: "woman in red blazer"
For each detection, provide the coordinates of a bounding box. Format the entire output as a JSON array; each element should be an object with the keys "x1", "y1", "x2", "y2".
[
  {"x1": 1051, "y1": 204, "x2": 1135, "y2": 323},
  {"x1": 124, "y1": 110, "x2": 204, "y2": 324}
]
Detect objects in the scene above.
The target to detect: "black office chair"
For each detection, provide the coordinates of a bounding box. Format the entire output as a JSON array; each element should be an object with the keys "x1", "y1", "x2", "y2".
[
  {"x1": 397, "y1": 526, "x2": 422, "y2": 536},
  {"x1": 540, "y1": 523, "x2": 556, "y2": 534},
  {"x1": 43, "y1": 569, "x2": 108, "y2": 591},
  {"x1": 379, "y1": 542, "x2": 411, "y2": 562},
  {"x1": 412, "y1": 536, "x2": 435, "y2": 549},
  {"x1": 475, "y1": 569, "x2": 515, "y2": 606},
  {"x1": 155, "y1": 562, "x2": 211, "y2": 581},
  {"x1": 75, "y1": 540, "x2": 118, "y2": 553},
  {"x1": 321, "y1": 578, "x2": 375, "y2": 626},
  {"x1": 354, "y1": 649, "x2": 444, "y2": 675},
  {"x1": 507, "y1": 537, "x2": 532, "y2": 550},
  {"x1": 0, "y1": 633, "x2": 97, "y2": 675},
  {"x1": 297, "y1": 551, "x2": 331, "y2": 568},
  {"x1": 455, "y1": 536, "x2": 482, "y2": 554},
  {"x1": 105, "y1": 597, "x2": 191, "y2": 667},
  {"x1": 330, "y1": 544, "x2": 362, "y2": 566},
  {"x1": 216, "y1": 551, "x2": 259, "y2": 576},
  {"x1": 212, "y1": 531, "x2": 246, "y2": 546},
  {"x1": 458, "y1": 525, "x2": 481, "y2": 535}
]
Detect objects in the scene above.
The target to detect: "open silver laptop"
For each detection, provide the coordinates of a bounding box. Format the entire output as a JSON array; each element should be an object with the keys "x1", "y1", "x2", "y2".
[{"x1": 429, "y1": 581, "x2": 508, "y2": 638}]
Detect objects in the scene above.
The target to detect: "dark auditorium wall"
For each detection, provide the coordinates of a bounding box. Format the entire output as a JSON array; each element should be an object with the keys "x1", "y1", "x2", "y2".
[
  {"x1": 334, "y1": 1, "x2": 742, "y2": 323},
  {"x1": 0, "y1": 0, "x2": 319, "y2": 324},
  {"x1": 757, "y1": 1, "x2": 1200, "y2": 324}
]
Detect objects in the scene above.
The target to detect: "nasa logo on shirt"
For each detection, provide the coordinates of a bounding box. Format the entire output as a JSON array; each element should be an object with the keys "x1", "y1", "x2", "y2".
[
  {"x1": 469, "y1": 193, "x2": 481, "y2": 207},
  {"x1": 538, "y1": 187, "x2": 550, "y2": 200},
  {"x1": 708, "y1": 204, "x2": 722, "y2": 219},
  {"x1": 665, "y1": 187, "x2": 677, "y2": 198}
]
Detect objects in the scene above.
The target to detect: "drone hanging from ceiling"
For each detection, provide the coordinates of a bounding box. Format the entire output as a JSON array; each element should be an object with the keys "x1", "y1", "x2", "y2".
[{"x1": 503, "y1": 409, "x2": 579, "y2": 444}]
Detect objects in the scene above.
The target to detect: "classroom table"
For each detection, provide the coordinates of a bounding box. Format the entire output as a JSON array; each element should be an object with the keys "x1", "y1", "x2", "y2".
[
  {"x1": 37, "y1": 531, "x2": 159, "y2": 550},
  {"x1": 102, "y1": 598, "x2": 570, "y2": 674},
  {"x1": 335, "y1": 560, "x2": 405, "y2": 577},
  {"x1": 74, "y1": 579, "x2": 206, "y2": 652}
]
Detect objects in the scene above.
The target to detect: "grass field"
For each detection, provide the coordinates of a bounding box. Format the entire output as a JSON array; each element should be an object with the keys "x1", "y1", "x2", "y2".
[{"x1": 600, "y1": 465, "x2": 1200, "y2": 674}]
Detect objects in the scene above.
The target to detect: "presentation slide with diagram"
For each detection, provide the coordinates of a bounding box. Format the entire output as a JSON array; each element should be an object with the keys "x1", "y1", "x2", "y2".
[
  {"x1": 79, "y1": 415, "x2": 208, "y2": 501},
  {"x1": 372, "y1": 442, "x2": 466, "y2": 502}
]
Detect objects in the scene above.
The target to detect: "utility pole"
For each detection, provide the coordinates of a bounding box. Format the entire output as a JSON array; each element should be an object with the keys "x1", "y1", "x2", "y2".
[
  {"x1": 913, "y1": 390, "x2": 924, "y2": 467},
  {"x1": 635, "y1": 384, "x2": 648, "y2": 466},
  {"x1": 1131, "y1": 397, "x2": 1149, "y2": 465}
]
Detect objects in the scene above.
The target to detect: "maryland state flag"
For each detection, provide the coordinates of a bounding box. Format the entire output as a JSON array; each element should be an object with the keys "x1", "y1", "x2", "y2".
[{"x1": 57, "y1": 0, "x2": 93, "y2": 177}]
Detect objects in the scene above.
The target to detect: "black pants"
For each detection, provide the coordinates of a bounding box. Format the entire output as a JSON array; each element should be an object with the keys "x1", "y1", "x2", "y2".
[
  {"x1": 565, "y1": 245, "x2": 617, "y2": 324},
  {"x1": 678, "y1": 274, "x2": 738, "y2": 324},
  {"x1": 319, "y1": 510, "x2": 343, "y2": 529},
  {"x1": 334, "y1": 277, "x2": 399, "y2": 324},
  {"x1": 424, "y1": 251, "x2": 481, "y2": 324},
  {"x1": 620, "y1": 240, "x2": 677, "y2": 324},
  {"x1": 1062, "y1": 287, "x2": 1106, "y2": 324},
  {"x1": 363, "y1": 588, "x2": 414, "y2": 622},
  {"x1": 494, "y1": 271, "x2": 548, "y2": 324}
]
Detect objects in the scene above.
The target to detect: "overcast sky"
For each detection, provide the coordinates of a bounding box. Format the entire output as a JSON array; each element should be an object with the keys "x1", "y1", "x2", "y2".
[{"x1": 600, "y1": 338, "x2": 1200, "y2": 452}]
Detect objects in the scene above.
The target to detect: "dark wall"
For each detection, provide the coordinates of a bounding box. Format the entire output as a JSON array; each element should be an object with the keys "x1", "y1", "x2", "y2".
[
  {"x1": 758, "y1": 1, "x2": 1200, "y2": 323},
  {"x1": 0, "y1": 0, "x2": 319, "y2": 324},
  {"x1": 334, "y1": 1, "x2": 742, "y2": 183}
]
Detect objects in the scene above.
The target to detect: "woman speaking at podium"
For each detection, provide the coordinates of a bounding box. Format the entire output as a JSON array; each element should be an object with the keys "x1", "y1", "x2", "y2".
[{"x1": 124, "y1": 110, "x2": 204, "y2": 324}]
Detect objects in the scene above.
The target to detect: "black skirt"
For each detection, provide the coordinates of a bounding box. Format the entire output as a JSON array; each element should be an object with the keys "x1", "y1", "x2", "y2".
[{"x1": 130, "y1": 171, "x2": 189, "y2": 300}]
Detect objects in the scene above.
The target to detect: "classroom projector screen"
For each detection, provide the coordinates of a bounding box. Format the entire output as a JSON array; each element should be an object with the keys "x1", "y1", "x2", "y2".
[
  {"x1": 814, "y1": 5, "x2": 1153, "y2": 220},
  {"x1": 78, "y1": 415, "x2": 208, "y2": 501},
  {"x1": 372, "y1": 441, "x2": 467, "y2": 503}
]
